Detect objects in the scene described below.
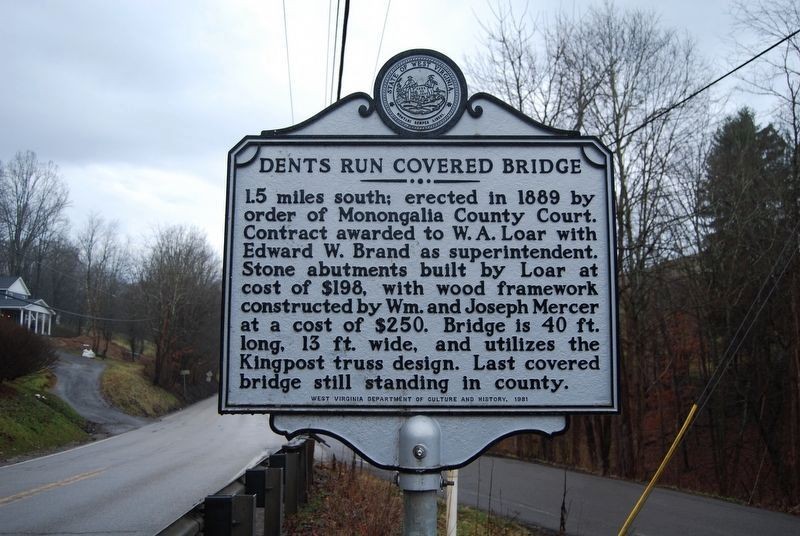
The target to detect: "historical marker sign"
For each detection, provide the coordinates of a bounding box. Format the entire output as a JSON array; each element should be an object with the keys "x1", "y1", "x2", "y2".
[{"x1": 220, "y1": 50, "x2": 618, "y2": 446}]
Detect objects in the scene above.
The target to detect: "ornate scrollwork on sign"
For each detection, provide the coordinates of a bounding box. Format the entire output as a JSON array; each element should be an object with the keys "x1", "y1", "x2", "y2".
[
  {"x1": 466, "y1": 97, "x2": 484, "y2": 118},
  {"x1": 358, "y1": 100, "x2": 375, "y2": 118}
]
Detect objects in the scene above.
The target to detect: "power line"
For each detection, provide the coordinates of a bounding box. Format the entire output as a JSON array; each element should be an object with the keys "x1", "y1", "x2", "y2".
[
  {"x1": 325, "y1": 0, "x2": 333, "y2": 106},
  {"x1": 372, "y1": 0, "x2": 392, "y2": 81},
  {"x1": 619, "y1": 221, "x2": 800, "y2": 535},
  {"x1": 615, "y1": 27, "x2": 800, "y2": 147},
  {"x1": 330, "y1": 0, "x2": 341, "y2": 105},
  {"x1": 282, "y1": 0, "x2": 295, "y2": 123},
  {"x1": 336, "y1": 0, "x2": 351, "y2": 101},
  {"x1": 695, "y1": 221, "x2": 800, "y2": 415},
  {"x1": 2, "y1": 291, "x2": 150, "y2": 323}
]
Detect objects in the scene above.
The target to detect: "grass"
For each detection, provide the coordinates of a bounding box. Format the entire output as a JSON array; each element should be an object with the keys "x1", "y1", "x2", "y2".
[
  {"x1": 100, "y1": 359, "x2": 181, "y2": 418},
  {"x1": 446, "y1": 505, "x2": 543, "y2": 535},
  {"x1": 285, "y1": 459, "x2": 545, "y2": 535},
  {"x1": 0, "y1": 370, "x2": 89, "y2": 460},
  {"x1": 0, "y1": 336, "x2": 181, "y2": 462}
]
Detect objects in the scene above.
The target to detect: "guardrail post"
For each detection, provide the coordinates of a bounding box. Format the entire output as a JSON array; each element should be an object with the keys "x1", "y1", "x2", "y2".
[
  {"x1": 245, "y1": 468, "x2": 266, "y2": 508},
  {"x1": 268, "y1": 452, "x2": 285, "y2": 470},
  {"x1": 296, "y1": 443, "x2": 308, "y2": 505},
  {"x1": 203, "y1": 494, "x2": 255, "y2": 536},
  {"x1": 264, "y1": 467, "x2": 283, "y2": 536},
  {"x1": 304, "y1": 438, "x2": 315, "y2": 489},
  {"x1": 284, "y1": 451, "x2": 300, "y2": 515}
]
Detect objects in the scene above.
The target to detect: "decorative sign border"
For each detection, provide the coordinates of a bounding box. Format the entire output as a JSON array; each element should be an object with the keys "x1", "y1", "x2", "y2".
[{"x1": 220, "y1": 133, "x2": 618, "y2": 415}]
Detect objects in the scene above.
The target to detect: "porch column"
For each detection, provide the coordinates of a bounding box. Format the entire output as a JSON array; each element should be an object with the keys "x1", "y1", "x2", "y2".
[{"x1": 47, "y1": 314, "x2": 52, "y2": 336}]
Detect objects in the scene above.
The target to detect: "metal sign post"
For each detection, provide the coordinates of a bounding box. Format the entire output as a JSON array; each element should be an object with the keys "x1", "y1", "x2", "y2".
[
  {"x1": 180, "y1": 369, "x2": 190, "y2": 398},
  {"x1": 398, "y1": 416, "x2": 441, "y2": 536},
  {"x1": 220, "y1": 49, "x2": 618, "y2": 534}
]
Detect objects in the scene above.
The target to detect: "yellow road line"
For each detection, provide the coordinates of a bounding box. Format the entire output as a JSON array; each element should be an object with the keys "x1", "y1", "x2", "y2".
[{"x1": 0, "y1": 467, "x2": 107, "y2": 507}]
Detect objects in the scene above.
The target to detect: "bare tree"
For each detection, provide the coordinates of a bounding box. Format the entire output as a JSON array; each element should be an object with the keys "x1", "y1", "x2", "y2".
[
  {"x1": 0, "y1": 151, "x2": 69, "y2": 281},
  {"x1": 733, "y1": 0, "x2": 800, "y2": 505},
  {"x1": 138, "y1": 226, "x2": 219, "y2": 390},
  {"x1": 76, "y1": 214, "x2": 126, "y2": 355},
  {"x1": 466, "y1": 3, "x2": 602, "y2": 131},
  {"x1": 466, "y1": 2, "x2": 542, "y2": 116},
  {"x1": 35, "y1": 234, "x2": 84, "y2": 335},
  {"x1": 734, "y1": 0, "x2": 800, "y2": 502},
  {"x1": 467, "y1": 1, "x2": 713, "y2": 478},
  {"x1": 733, "y1": 0, "x2": 800, "y2": 164}
]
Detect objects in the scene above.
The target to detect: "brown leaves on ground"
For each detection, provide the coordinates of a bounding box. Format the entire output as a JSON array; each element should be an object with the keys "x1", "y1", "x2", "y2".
[{"x1": 285, "y1": 459, "x2": 402, "y2": 536}]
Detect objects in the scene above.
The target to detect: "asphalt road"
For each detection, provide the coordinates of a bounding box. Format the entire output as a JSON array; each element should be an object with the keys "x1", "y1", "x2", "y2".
[
  {"x1": 458, "y1": 455, "x2": 800, "y2": 536},
  {"x1": 317, "y1": 438, "x2": 800, "y2": 536},
  {"x1": 51, "y1": 351, "x2": 149, "y2": 435},
  {"x1": 0, "y1": 397, "x2": 283, "y2": 535},
  {"x1": 5, "y1": 353, "x2": 797, "y2": 535}
]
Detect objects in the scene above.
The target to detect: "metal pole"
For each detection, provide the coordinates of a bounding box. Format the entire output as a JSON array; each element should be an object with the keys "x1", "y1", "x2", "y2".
[
  {"x1": 403, "y1": 490, "x2": 438, "y2": 536},
  {"x1": 397, "y1": 416, "x2": 442, "y2": 536}
]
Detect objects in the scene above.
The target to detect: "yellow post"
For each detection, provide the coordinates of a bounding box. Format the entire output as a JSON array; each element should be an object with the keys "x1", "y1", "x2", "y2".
[{"x1": 618, "y1": 403, "x2": 699, "y2": 536}]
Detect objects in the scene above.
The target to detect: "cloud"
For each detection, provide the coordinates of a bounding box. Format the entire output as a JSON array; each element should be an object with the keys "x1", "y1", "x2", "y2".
[
  {"x1": 1, "y1": 0, "x2": 742, "y2": 257},
  {"x1": 61, "y1": 162, "x2": 226, "y2": 252},
  {"x1": 0, "y1": 0, "x2": 287, "y2": 169}
]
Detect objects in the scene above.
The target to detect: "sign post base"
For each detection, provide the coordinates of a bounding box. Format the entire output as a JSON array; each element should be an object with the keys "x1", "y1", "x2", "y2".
[{"x1": 398, "y1": 416, "x2": 441, "y2": 536}]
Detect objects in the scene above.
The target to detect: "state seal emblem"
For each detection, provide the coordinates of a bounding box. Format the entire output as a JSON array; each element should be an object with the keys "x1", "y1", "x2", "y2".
[{"x1": 374, "y1": 49, "x2": 468, "y2": 136}]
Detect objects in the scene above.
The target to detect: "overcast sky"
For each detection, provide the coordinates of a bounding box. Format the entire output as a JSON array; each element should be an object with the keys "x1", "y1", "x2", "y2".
[{"x1": 0, "y1": 0, "x2": 757, "y2": 254}]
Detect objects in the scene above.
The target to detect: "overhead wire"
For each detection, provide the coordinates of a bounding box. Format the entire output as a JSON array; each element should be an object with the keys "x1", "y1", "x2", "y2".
[
  {"x1": 617, "y1": 27, "x2": 800, "y2": 535},
  {"x1": 325, "y1": 0, "x2": 333, "y2": 106},
  {"x1": 2, "y1": 291, "x2": 150, "y2": 323},
  {"x1": 330, "y1": 0, "x2": 341, "y2": 105},
  {"x1": 619, "y1": 218, "x2": 799, "y2": 535},
  {"x1": 336, "y1": 0, "x2": 351, "y2": 101},
  {"x1": 372, "y1": 0, "x2": 393, "y2": 81},
  {"x1": 282, "y1": 0, "x2": 295, "y2": 123},
  {"x1": 613, "y1": 27, "x2": 800, "y2": 148},
  {"x1": 8, "y1": 260, "x2": 163, "y2": 324},
  {"x1": 695, "y1": 219, "x2": 800, "y2": 415}
]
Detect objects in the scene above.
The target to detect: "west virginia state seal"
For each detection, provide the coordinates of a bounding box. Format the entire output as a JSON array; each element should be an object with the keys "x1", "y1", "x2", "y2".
[{"x1": 374, "y1": 49, "x2": 468, "y2": 136}]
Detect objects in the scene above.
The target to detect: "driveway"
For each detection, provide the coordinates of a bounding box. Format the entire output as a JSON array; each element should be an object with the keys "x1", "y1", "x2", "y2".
[{"x1": 50, "y1": 351, "x2": 150, "y2": 435}]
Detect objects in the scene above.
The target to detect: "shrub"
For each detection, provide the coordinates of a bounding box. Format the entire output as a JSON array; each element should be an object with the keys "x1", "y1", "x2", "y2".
[{"x1": 0, "y1": 318, "x2": 57, "y2": 383}]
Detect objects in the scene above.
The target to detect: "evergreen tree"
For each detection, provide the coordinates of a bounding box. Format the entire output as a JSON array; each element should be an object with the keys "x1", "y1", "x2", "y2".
[{"x1": 700, "y1": 108, "x2": 795, "y2": 500}]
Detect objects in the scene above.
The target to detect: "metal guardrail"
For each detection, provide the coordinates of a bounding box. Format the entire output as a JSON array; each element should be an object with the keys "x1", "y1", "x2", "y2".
[{"x1": 157, "y1": 437, "x2": 315, "y2": 536}]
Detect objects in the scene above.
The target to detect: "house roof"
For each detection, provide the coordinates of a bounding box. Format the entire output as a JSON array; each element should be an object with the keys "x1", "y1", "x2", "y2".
[
  {"x1": 0, "y1": 296, "x2": 31, "y2": 309},
  {"x1": 0, "y1": 276, "x2": 22, "y2": 290},
  {"x1": 0, "y1": 277, "x2": 52, "y2": 313},
  {"x1": 0, "y1": 296, "x2": 55, "y2": 314},
  {"x1": 0, "y1": 276, "x2": 31, "y2": 296}
]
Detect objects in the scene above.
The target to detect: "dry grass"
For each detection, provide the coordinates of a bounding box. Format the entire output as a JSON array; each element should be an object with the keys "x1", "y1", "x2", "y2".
[
  {"x1": 101, "y1": 359, "x2": 181, "y2": 418},
  {"x1": 286, "y1": 459, "x2": 403, "y2": 535},
  {"x1": 286, "y1": 458, "x2": 545, "y2": 535},
  {"x1": 52, "y1": 335, "x2": 180, "y2": 418}
]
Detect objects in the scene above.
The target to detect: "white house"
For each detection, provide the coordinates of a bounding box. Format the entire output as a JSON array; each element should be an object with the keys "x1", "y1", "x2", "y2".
[{"x1": 0, "y1": 276, "x2": 55, "y2": 336}]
